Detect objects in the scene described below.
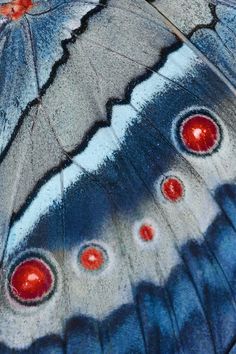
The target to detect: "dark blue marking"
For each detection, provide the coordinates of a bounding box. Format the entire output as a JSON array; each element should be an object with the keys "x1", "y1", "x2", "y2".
[{"x1": 191, "y1": 4, "x2": 236, "y2": 86}]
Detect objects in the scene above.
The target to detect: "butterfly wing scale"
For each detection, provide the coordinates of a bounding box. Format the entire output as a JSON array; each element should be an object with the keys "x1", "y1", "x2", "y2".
[
  {"x1": 0, "y1": 0, "x2": 100, "y2": 156},
  {"x1": 0, "y1": 0, "x2": 236, "y2": 353}
]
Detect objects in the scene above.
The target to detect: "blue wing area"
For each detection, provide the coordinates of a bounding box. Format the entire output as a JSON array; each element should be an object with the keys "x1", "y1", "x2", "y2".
[
  {"x1": 0, "y1": 1, "x2": 236, "y2": 353},
  {"x1": 0, "y1": 0, "x2": 99, "y2": 156},
  {"x1": 230, "y1": 342, "x2": 236, "y2": 354},
  {"x1": 191, "y1": 3, "x2": 236, "y2": 86}
]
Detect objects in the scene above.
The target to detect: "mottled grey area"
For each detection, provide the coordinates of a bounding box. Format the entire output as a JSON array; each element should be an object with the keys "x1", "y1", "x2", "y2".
[
  {"x1": 151, "y1": 0, "x2": 212, "y2": 33},
  {"x1": 42, "y1": 0, "x2": 176, "y2": 152},
  {"x1": 0, "y1": 0, "x2": 99, "y2": 156}
]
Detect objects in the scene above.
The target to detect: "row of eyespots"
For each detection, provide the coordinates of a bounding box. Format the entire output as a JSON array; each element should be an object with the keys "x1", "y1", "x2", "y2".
[
  {"x1": 158, "y1": 113, "x2": 220, "y2": 202},
  {"x1": 162, "y1": 113, "x2": 221, "y2": 203},
  {"x1": 8, "y1": 176, "x2": 185, "y2": 307},
  {"x1": 8, "y1": 244, "x2": 108, "y2": 306},
  {"x1": 7, "y1": 114, "x2": 221, "y2": 306},
  {"x1": 140, "y1": 112, "x2": 222, "y2": 240},
  {"x1": 6, "y1": 173, "x2": 189, "y2": 306},
  {"x1": 6, "y1": 178, "x2": 183, "y2": 307},
  {"x1": 7, "y1": 172, "x2": 186, "y2": 306}
]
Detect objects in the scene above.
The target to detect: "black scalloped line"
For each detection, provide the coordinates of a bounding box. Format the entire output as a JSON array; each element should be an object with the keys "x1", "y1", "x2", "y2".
[{"x1": 0, "y1": 0, "x2": 108, "y2": 165}]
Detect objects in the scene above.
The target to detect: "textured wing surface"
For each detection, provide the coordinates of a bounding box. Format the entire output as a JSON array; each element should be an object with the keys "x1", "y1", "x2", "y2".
[
  {"x1": 0, "y1": 0, "x2": 100, "y2": 155},
  {"x1": 0, "y1": 0, "x2": 236, "y2": 353}
]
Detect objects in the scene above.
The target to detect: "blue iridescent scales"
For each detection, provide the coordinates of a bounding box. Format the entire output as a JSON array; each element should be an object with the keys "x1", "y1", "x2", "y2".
[{"x1": 0, "y1": 0, "x2": 236, "y2": 353}]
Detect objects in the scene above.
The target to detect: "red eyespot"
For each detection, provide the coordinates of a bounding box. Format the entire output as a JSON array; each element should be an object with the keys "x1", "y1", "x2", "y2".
[
  {"x1": 0, "y1": 0, "x2": 34, "y2": 21},
  {"x1": 179, "y1": 114, "x2": 220, "y2": 155},
  {"x1": 79, "y1": 245, "x2": 107, "y2": 271},
  {"x1": 9, "y1": 258, "x2": 54, "y2": 304},
  {"x1": 161, "y1": 176, "x2": 184, "y2": 202},
  {"x1": 139, "y1": 224, "x2": 155, "y2": 242}
]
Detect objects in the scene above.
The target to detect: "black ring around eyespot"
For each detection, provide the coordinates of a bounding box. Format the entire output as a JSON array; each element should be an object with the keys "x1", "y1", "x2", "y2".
[
  {"x1": 7, "y1": 251, "x2": 57, "y2": 306},
  {"x1": 175, "y1": 109, "x2": 223, "y2": 157},
  {"x1": 78, "y1": 243, "x2": 108, "y2": 272},
  {"x1": 160, "y1": 175, "x2": 185, "y2": 202}
]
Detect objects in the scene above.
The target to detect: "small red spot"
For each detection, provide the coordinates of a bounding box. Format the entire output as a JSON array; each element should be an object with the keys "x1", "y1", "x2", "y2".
[
  {"x1": 80, "y1": 246, "x2": 106, "y2": 271},
  {"x1": 10, "y1": 258, "x2": 54, "y2": 303},
  {"x1": 139, "y1": 224, "x2": 155, "y2": 242},
  {"x1": 0, "y1": 0, "x2": 34, "y2": 21},
  {"x1": 161, "y1": 176, "x2": 184, "y2": 202},
  {"x1": 180, "y1": 114, "x2": 220, "y2": 154}
]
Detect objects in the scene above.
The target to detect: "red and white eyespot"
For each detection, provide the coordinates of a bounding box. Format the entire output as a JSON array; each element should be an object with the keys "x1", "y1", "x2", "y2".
[
  {"x1": 178, "y1": 113, "x2": 221, "y2": 155},
  {"x1": 0, "y1": 0, "x2": 34, "y2": 21},
  {"x1": 78, "y1": 244, "x2": 108, "y2": 272},
  {"x1": 8, "y1": 256, "x2": 55, "y2": 305},
  {"x1": 138, "y1": 223, "x2": 155, "y2": 242},
  {"x1": 133, "y1": 219, "x2": 157, "y2": 244},
  {"x1": 161, "y1": 176, "x2": 184, "y2": 202}
]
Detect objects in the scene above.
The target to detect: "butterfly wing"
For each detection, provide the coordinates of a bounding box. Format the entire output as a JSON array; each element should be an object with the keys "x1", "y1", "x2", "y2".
[
  {"x1": 0, "y1": 0, "x2": 236, "y2": 353},
  {"x1": 0, "y1": 0, "x2": 100, "y2": 156}
]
